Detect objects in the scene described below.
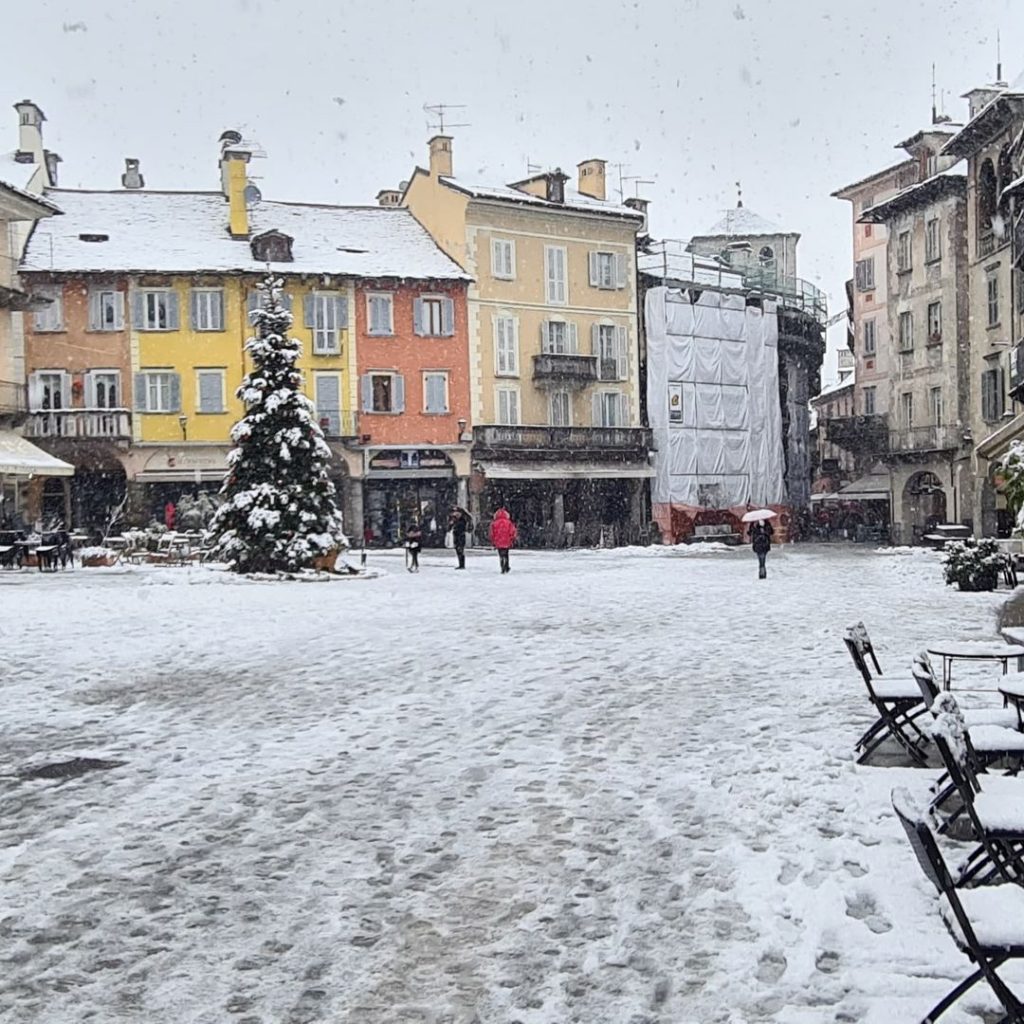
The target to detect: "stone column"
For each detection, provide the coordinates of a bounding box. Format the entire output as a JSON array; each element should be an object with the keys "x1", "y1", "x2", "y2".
[
  {"x1": 553, "y1": 488, "x2": 565, "y2": 535},
  {"x1": 347, "y1": 477, "x2": 364, "y2": 543}
]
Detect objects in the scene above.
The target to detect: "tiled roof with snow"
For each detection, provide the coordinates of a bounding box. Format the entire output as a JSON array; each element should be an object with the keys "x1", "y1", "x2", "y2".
[
  {"x1": 21, "y1": 190, "x2": 470, "y2": 279},
  {"x1": 701, "y1": 206, "x2": 790, "y2": 237},
  {"x1": 440, "y1": 176, "x2": 643, "y2": 220}
]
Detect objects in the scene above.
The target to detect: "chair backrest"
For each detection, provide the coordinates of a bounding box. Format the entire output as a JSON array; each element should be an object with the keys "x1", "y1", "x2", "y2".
[
  {"x1": 843, "y1": 633, "x2": 873, "y2": 685},
  {"x1": 912, "y1": 652, "x2": 940, "y2": 710},
  {"x1": 845, "y1": 621, "x2": 883, "y2": 676},
  {"x1": 891, "y1": 786, "x2": 980, "y2": 950}
]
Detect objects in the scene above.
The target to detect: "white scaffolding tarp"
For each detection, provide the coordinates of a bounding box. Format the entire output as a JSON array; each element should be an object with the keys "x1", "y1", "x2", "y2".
[{"x1": 645, "y1": 286, "x2": 785, "y2": 508}]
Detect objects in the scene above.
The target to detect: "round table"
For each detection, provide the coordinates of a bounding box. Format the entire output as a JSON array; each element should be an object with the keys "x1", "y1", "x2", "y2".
[{"x1": 926, "y1": 640, "x2": 1024, "y2": 690}]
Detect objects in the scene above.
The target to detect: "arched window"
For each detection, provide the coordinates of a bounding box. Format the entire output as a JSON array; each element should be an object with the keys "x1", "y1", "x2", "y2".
[
  {"x1": 759, "y1": 245, "x2": 775, "y2": 269},
  {"x1": 997, "y1": 147, "x2": 1014, "y2": 222},
  {"x1": 978, "y1": 158, "x2": 998, "y2": 236}
]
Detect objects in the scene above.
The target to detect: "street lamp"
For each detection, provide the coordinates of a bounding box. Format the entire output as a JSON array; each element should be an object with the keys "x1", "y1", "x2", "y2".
[
  {"x1": 178, "y1": 414, "x2": 188, "y2": 440},
  {"x1": 457, "y1": 417, "x2": 467, "y2": 442}
]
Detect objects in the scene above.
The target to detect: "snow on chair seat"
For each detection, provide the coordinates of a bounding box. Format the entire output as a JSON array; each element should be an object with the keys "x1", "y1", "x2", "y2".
[
  {"x1": 968, "y1": 724, "x2": 1024, "y2": 753},
  {"x1": 872, "y1": 679, "x2": 924, "y2": 701},
  {"x1": 940, "y1": 887, "x2": 1024, "y2": 952},
  {"x1": 973, "y1": 791, "x2": 1024, "y2": 835}
]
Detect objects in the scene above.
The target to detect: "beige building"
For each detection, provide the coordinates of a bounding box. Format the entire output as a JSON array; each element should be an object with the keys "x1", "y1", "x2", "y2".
[
  {"x1": 399, "y1": 136, "x2": 652, "y2": 546},
  {"x1": 942, "y1": 75, "x2": 1024, "y2": 536},
  {"x1": 1, "y1": 100, "x2": 71, "y2": 525}
]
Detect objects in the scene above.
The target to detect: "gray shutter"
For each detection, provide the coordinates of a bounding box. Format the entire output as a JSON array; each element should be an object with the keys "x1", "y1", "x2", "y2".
[
  {"x1": 615, "y1": 253, "x2": 628, "y2": 288},
  {"x1": 588, "y1": 251, "x2": 599, "y2": 287},
  {"x1": 134, "y1": 373, "x2": 148, "y2": 411},
  {"x1": 168, "y1": 373, "x2": 182, "y2": 412},
  {"x1": 592, "y1": 391, "x2": 602, "y2": 427},
  {"x1": 618, "y1": 392, "x2": 629, "y2": 426},
  {"x1": 413, "y1": 298, "x2": 425, "y2": 336},
  {"x1": 540, "y1": 321, "x2": 549, "y2": 353},
  {"x1": 213, "y1": 290, "x2": 225, "y2": 330},
  {"x1": 334, "y1": 296, "x2": 348, "y2": 329},
  {"x1": 616, "y1": 325, "x2": 628, "y2": 380},
  {"x1": 166, "y1": 291, "x2": 180, "y2": 330},
  {"x1": 112, "y1": 292, "x2": 125, "y2": 330},
  {"x1": 132, "y1": 291, "x2": 145, "y2": 329},
  {"x1": 360, "y1": 374, "x2": 373, "y2": 413},
  {"x1": 568, "y1": 322, "x2": 578, "y2": 354},
  {"x1": 247, "y1": 289, "x2": 260, "y2": 313},
  {"x1": 88, "y1": 290, "x2": 101, "y2": 330},
  {"x1": 591, "y1": 322, "x2": 600, "y2": 355},
  {"x1": 190, "y1": 290, "x2": 201, "y2": 330},
  {"x1": 393, "y1": 374, "x2": 405, "y2": 413},
  {"x1": 441, "y1": 298, "x2": 454, "y2": 336},
  {"x1": 304, "y1": 294, "x2": 316, "y2": 328},
  {"x1": 84, "y1": 371, "x2": 96, "y2": 408},
  {"x1": 199, "y1": 372, "x2": 222, "y2": 412}
]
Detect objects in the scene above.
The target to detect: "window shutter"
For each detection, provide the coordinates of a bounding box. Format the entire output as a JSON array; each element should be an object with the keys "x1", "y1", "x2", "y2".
[
  {"x1": 190, "y1": 290, "x2": 201, "y2": 330},
  {"x1": 334, "y1": 296, "x2": 348, "y2": 329},
  {"x1": 618, "y1": 392, "x2": 629, "y2": 425},
  {"x1": 132, "y1": 291, "x2": 145, "y2": 329},
  {"x1": 164, "y1": 291, "x2": 180, "y2": 330},
  {"x1": 589, "y1": 251, "x2": 599, "y2": 287},
  {"x1": 393, "y1": 374, "x2": 405, "y2": 413},
  {"x1": 491, "y1": 239, "x2": 501, "y2": 276},
  {"x1": 84, "y1": 371, "x2": 96, "y2": 408},
  {"x1": 213, "y1": 291, "x2": 225, "y2": 331},
  {"x1": 510, "y1": 318, "x2": 519, "y2": 374},
  {"x1": 592, "y1": 391, "x2": 602, "y2": 427},
  {"x1": 493, "y1": 317, "x2": 503, "y2": 373},
  {"x1": 199, "y1": 372, "x2": 223, "y2": 413},
  {"x1": 540, "y1": 321, "x2": 549, "y2": 353},
  {"x1": 134, "y1": 373, "x2": 148, "y2": 411},
  {"x1": 615, "y1": 253, "x2": 628, "y2": 289},
  {"x1": 507, "y1": 240, "x2": 516, "y2": 278},
  {"x1": 591, "y1": 323, "x2": 600, "y2": 355},
  {"x1": 616, "y1": 326, "x2": 628, "y2": 380},
  {"x1": 441, "y1": 297, "x2": 454, "y2": 336},
  {"x1": 568, "y1": 322, "x2": 578, "y2": 353},
  {"x1": 169, "y1": 373, "x2": 182, "y2": 412},
  {"x1": 88, "y1": 291, "x2": 101, "y2": 330},
  {"x1": 360, "y1": 374, "x2": 373, "y2": 412},
  {"x1": 112, "y1": 292, "x2": 125, "y2": 330},
  {"x1": 304, "y1": 294, "x2": 316, "y2": 328},
  {"x1": 413, "y1": 298, "x2": 425, "y2": 336},
  {"x1": 28, "y1": 373, "x2": 42, "y2": 409}
]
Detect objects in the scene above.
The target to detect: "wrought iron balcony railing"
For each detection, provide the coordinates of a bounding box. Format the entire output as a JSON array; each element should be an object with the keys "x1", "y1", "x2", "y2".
[
  {"x1": 474, "y1": 424, "x2": 652, "y2": 453},
  {"x1": 888, "y1": 424, "x2": 964, "y2": 454},
  {"x1": 532, "y1": 353, "x2": 599, "y2": 385}
]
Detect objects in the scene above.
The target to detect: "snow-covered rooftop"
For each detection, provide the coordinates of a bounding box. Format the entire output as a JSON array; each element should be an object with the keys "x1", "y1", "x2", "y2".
[
  {"x1": 440, "y1": 176, "x2": 643, "y2": 220},
  {"x1": 21, "y1": 190, "x2": 470, "y2": 279},
  {"x1": 700, "y1": 206, "x2": 789, "y2": 237}
]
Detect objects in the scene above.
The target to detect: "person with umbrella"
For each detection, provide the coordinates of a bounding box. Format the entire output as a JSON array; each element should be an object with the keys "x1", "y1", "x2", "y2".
[
  {"x1": 742, "y1": 507, "x2": 777, "y2": 580},
  {"x1": 448, "y1": 505, "x2": 471, "y2": 570}
]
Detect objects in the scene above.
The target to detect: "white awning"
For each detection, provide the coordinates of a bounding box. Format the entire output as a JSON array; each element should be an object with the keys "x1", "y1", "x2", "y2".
[
  {"x1": 0, "y1": 430, "x2": 74, "y2": 477},
  {"x1": 484, "y1": 461, "x2": 655, "y2": 480},
  {"x1": 976, "y1": 412, "x2": 1024, "y2": 460},
  {"x1": 837, "y1": 473, "x2": 891, "y2": 501},
  {"x1": 811, "y1": 492, "x2": 840, "y2": 503}
]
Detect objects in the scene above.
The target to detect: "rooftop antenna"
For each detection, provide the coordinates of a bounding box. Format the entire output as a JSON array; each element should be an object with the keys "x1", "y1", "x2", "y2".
[
  {"x1": 526, "y1": 158, "x2": 542, "y2": 175},
  {"x1": 932, "y1": 63, "x2": 938, "y2": 124},
  {"x1": 931, "y1": 68, "x2": 952, "y2": 124},
  {"x1": 423, "y1": 103, "x2": 471, "y2": 135},
  {"x1": 609, "y1": 162, "x2": 629, "y2": 201},
  {"x1": 736, "y1": 180, "x2": 743, "y2": 208},
  {"x1": 622, "y1": 174, "x2": 655, "y2": 198},
  {"x1": 997, "y1": 30, "x2": 1005, "y2": 85}
]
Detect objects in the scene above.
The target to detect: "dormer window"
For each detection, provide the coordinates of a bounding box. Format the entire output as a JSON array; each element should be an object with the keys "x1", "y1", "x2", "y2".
[
  {"x1": 250, "y1": 229, "x2": 294, "y2": 263},
  {"x1": 548, "y1": 176, "x2": 564, "y2": 204}
]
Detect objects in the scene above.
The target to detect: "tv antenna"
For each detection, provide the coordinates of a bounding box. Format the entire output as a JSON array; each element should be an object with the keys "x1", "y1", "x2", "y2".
[
  {"x1": 609, "y1": 162, "x2": 630, "y2": 201},
  {"x1": 526, "y1": 157, "x2": 543, "y2": 175},
  {"x1": 622, "y1": 174, "x2": 654, "y2": 198},
  {"x1": 931, "y1": 64, "x2": 952, "y2": 124},
  {"x1": 423, "y1": 103, "x2": 470, "y2": 135},
  {"x1": 735, "y1": 180, "x2": 743, "y2": 208}
]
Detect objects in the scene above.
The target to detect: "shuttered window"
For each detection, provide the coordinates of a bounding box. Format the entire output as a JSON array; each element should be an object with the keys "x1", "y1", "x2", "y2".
[
  {"x1": 423, "y1": 372, "x2": 449, "y2": 414},
  {"x1": 414, "y1": 295, "x2": 455, "y2": 336},
  {"x1": 360, "y1": 373, "x2": 405, "y2": 413},
  {"x1": 491, "y1": 238, "x2": 515, "y2": 280},
  {"x1": 982, "y1": 367, "x2": 1005, "y2": 422},
  {"x1": 366, "y1": 293, "x2": 393, "y2": 335},
  {"x1": 135, "y1": 290, "x2": 180, "y2": 331},
  {"x1": 542, "y1": 320, "x2": 578, "y2": 354},
  {"x1": 549, "y1": 390, "x2": 571, "y2": 426},
  {"x1": 854, "y1": 257, "x2": 875, "y2": 291},
  {"x1": 314, "y1": 373, "x2": 342, "y2": 434},
  {"x1": 494, "y1": 316, "x2": 519, "y2": 376},
  {"x1": 545, "y1": 245, "x2": 567, "y2": 304},
  {"x1": 134, "y1": 371, "x2": 181, "y2": 413},
  {"x1": 191, "y1": 289, "x2": 225, "y2": 331},
  {"x1": 594, "y1": 323, "x2": 628, "y2": 380},
  {"x1": 304, "y1": 292, "x2": 347, "y2": 353},
  {"x1": 196, "y1": 370, "x2": 225, "y2": 413},
  {"x1": 88, "y1": 289, "x2": 124, "y2": 331},
  {"x1": 496, "y1": 387, "x2": 519, "y2": 425},
  {"x1": 593, "y1": 390, "x2": 628, "y2": 427},
  {"x1": 32, "y1": 286, "x2": 64, "y2": 331}
]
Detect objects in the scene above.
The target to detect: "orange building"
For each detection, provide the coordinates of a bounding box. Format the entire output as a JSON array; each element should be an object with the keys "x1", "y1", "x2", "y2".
[{"x1": 349, "y1": 277, "x2": 472, "y2": 546}]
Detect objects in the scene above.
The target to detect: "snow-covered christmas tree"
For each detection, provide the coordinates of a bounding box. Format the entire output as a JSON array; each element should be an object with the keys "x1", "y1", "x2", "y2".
[{"x1": 210, "y1": 275, "x2": 347, "y2": 573}]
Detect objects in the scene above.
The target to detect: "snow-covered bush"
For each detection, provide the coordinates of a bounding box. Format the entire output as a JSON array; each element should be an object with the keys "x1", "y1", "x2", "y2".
[
  {"x1": 941, "y1": 537, "x2": 1004, "y2": 591},
  {"x1": 998, "y1": 439, "x2": 1024, "y2": 534},
  {"x1": 175, "y1": 491, "x2": 219, "y2": 532},
  {"x1": 78, "y1": 546, "x2": 119, "y2": 567},
  {"x1": 209, "y1": 275, "x2": 347, "y2": 574}
]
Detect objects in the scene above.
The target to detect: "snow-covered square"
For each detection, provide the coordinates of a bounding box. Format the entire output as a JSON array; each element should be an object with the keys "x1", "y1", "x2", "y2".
[{"x1": 0, "y1": 545, "x2": 1019, "y2": 1023}]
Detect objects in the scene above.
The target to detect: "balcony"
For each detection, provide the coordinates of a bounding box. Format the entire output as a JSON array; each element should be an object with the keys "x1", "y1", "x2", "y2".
[
  {"x1": 316, "y1": 408, "x2": 359, "y2": 440},
  {"x1": 474, "y1": 424, "x2": 652, "y2": 460},
  {"x1": 0, "y1": 380, "x2": 27, "y2": 421},
  {"x1": 24, "y1": 408, "x2": 131, "y2": 439},
  {"x1": 888, "y1": 425, "x2": 963, "y2": 455},
  {"x1": 978, "y1": 231, "x2": 996, "y2": 258},
  {"x1": 825, "y1": 414, "x2": 890, "y2": 455},
  {"x1": 532, "y1": 353, "x2": 598, "y2": 387}
]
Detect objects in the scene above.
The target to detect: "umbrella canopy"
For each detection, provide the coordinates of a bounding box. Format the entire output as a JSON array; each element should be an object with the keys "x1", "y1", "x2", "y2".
[{"x1": 741, "y1": 508, "x2": 778, "y2": 523}]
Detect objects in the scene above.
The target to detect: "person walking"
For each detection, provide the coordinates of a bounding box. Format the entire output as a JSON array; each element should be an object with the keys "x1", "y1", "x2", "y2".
[
  {"x1": 489, "y1": 507, "x2": 518, "y2": 574},
  {"x1": 448, "y1": 507, "x2": 470, "y2": 570},
  {"x1": 404, "y1": 519, "x2": 422, "y2": 573},
  {"x1": 749, "y1": 518, "x2": 774, "y2": 580}
]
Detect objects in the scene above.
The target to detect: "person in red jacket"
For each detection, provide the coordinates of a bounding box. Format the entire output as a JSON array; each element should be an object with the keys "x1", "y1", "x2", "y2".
[{"x1": 489, "y1": 507, "x2": 518, "y2": 574}]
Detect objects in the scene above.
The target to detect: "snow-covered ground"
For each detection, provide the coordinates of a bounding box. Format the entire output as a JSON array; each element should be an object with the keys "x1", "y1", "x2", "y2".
[{"x1": 0, "y1": 544, "x2": 1018, "y2": 1023}]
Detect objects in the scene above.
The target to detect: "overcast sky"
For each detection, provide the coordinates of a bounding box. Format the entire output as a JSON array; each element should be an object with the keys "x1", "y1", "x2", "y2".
[{"x1": 4, "y1": 0, "x2": 1022, "y2": 383}]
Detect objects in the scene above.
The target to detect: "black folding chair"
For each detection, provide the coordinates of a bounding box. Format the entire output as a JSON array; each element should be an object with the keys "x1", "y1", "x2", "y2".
[
  {"x1": 844, "y1": 624, "x2": 930, "y2": 765},
  {"x1": 891, "y1": 786, "x2": 1024, "y2": 1024},
  {"x1": 929, "y1": 708, "x2": 1024, "y2": 885}
]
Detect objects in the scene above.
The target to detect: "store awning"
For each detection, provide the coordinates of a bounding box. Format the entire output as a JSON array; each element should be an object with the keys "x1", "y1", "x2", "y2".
[
  {"x1": 976, "y1": 411, "x2": 1024, "y2": 460},
  {"x1": 366, "y1": 469, "x2": 454, "y2": 481},
  {"x1": 484, "y1": 462, "x2": 655, "y2": 480},
  {"x1": 836, "y1": 473, "x2": 891, "y2": 501},
  {"x1": 811, "y1": 492, "x2": 840, "y2": 503},
  {"x1": 0, "y1": 431, "x2": 74, "y2": 477}
]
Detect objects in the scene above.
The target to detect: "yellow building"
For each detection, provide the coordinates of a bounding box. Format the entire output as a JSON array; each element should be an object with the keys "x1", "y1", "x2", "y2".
[
  {"x1": 20, "y1": 134, "x2": 466, "y2": 529},
  {"x1": 400, "y1": 136, "x2": 653, "y2": 545}
]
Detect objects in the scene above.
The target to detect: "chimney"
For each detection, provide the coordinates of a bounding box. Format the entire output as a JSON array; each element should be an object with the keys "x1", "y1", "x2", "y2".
[
  {"x1": 546, "y1": 169, "x2": 569, "y2": 204},
  {"x1": 624, "y1": 196, "x2": 649, "y2": 232},
  {"x1": 218, "y1": 130, "x2": 251, "y2": 238},
  {"x1": 121, "y1": 158, "x2": 145, "y2": 190},
  {"x1": 14, "y1": 100, "x2": 45, "y2": 164},
  {"x1": 43, "y1": 151, "x2": 61, "y2": 186},
  {"x1": 428, "y1": 135, "x2": 453, "y2": 178},
  {"x1": 577, "y1": 158, "x2": 607, "y2": 201},
  {"x1": 376, "y1": 188, "x2": 403, "y2": 207}
]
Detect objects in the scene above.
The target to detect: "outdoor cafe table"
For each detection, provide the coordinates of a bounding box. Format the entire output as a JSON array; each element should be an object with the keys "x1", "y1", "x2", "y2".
[{"x1": 926, "y1": 640, "x2": 1024, "y2": 690}]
